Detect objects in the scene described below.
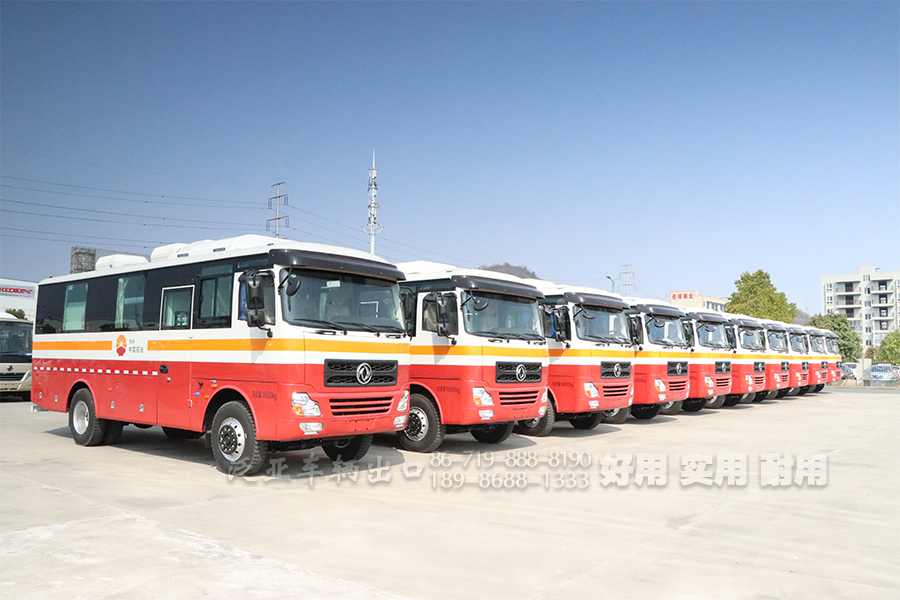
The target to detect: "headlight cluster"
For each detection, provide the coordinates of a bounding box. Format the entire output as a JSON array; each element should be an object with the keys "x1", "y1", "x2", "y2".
[
  {"x1": 473, "y1": 387, "x2": 494, "y2": 406},
  {"x1": 291, "y1": 392, "x2": 321, "y2": 417}
]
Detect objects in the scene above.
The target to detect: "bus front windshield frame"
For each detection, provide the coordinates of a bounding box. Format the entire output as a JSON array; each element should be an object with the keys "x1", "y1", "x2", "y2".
[
  {"x1": 767, "y1": 331, "x2": 788, "y2": 352},
  {"x1": 695, "y1": 321, "x2": 730, "y2": 349},
  {"x1": 809, "y1": 336, "x2": 826, "y2": 353},
  {"x1": 461, "y1": 291, "x2": 543, "y2": 341},
  {"x1": 573, "y1": 305, "x2": 630, "y2": 344},
  {"x1": 644, "y1": 314, "x2": 688, "y2": 347},
  {"x1": 0, "y1": 320, "x2": 33, "y2": 363},
  {"x1": 826, "y1": 339, "x2": 839, "y2": 354},
  {"x1": 790, "y1": 333, "x2": 809, "y2": 353},
  {"x1": 280, "y1": 268, "x2": 405, "y2": 333},
  {"x1": 739, "y1": 327, "x2": 764, "y2": 351}
]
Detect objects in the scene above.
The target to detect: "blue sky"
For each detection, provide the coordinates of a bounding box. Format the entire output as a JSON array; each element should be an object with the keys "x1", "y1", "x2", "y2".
[{"x1": 1, "y1": 1, "x2": 897, "y2": 315}]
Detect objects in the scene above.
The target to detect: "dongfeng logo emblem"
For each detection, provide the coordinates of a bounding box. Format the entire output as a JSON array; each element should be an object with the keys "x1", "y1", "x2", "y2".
[
  {"x1": 676, "y1": 363, "x2": 683, "y2": 375},
  {"x1": 515, "y1": 364, "x2": 527, "y2": 382},
  {"x1": 613, "y1": 363, "x2": 622, "y2": 377},
  {"x1": 5, "y1": 365, "x2": 12, "y2": 372},
  {"x1": 356, "y1": 363, "x2": 373, "y2": 385}
]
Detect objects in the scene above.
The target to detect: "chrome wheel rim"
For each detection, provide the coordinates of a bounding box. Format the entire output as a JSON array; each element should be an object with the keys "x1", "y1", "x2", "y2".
[
  {"x1": 73, "y1": 400, "x2": 89, "y2": 435},
  {"x1": 217, "y1": 417, "x2": 245, "y2": 462},
  {"x1": 405, "y1": 406, "x2": 429, "y2": 442}
]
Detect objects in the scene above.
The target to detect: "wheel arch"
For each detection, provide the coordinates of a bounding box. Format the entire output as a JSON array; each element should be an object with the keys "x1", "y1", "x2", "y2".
[
  {"x1": 409, "y1": 383, "x2": 443, "y2": 420},
  {"x1": 66, "y1": 380, "x2": 94, "y2": 412},
  {"x1": 202, "y1": 387, "x2": 253, "y2": 433}
]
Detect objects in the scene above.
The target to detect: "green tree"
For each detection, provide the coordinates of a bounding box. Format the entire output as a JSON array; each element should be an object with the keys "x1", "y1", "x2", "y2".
[
  {"x1": 874, "y1": 331, "x2": 900, "y2": 365},
  {"x1": 864, "y1": 346, "x2": 877, "y2": 360},
  {"x1": 4, "y1": 308, "x2": 26, "y2": 320},
  {"x1": 807, "y1": 313, "x2": 861, "y2": 362},
  {"x1": 726, "y1": 270, "x2": 797, "y2": 323}
]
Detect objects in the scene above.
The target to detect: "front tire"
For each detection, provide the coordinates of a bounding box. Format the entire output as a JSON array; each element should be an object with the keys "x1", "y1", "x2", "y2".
[
  {"x1": 515, "y1": 401, "x2": 556, "y2": 437},
  {"x1": 570, "y1": 412, "x2": 604, "y2": 430},
  {"x1": 323, "y1": 434, "x2": 373, "y2": 462},
  {"x1": 722, "y1": 394, "x2": 743, "y2": 407},
  {"x1": 471, "y1": 422, "x2": 515, "y2": 444},
  {"x1": 630, "y1": 404, "x2": 661, "y2": 420},
  {"x1": 602, "y1": 406, "x2": 630, "y2": 424},
  {"x1": 398, "y1": 394, "x2": 445, "y2": 453},
  {"x1": 681, "y1": 399, "x2": 706, "y2": 412},
  {"x1": 658, "y1": 400, "x2": 683, "y2": 415},
  {"x1": 705, "y1": 396, "x2": 726, "y2": 409},
  {"x1": 211, "y1": 401, "x2": 268, "y2": 476},
  {"x1": 68, "y1": 388, "x2": 107, "y2": 446},
  {"x1": 776, "y1": 388, "x2": 790, "y2": 398}
]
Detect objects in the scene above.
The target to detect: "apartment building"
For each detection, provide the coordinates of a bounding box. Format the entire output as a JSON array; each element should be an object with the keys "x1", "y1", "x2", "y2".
[{"x1": 822, "y1": 265, "x2": 899, "y2": 348}]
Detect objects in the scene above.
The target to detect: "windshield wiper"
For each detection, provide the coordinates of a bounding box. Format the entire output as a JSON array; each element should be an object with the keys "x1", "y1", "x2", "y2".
[
  {"x1": 295, "y1": 318, "x2": 347, "y2": 331},
  {"x1": 332, "y1": 321, "x2": 381, "y2": 333}
]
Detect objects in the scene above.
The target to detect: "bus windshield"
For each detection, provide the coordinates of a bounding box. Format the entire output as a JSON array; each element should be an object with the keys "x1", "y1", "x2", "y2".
[
  {"x1": 462, "y1": 291, "x2": 543, "y2": 340},
  {"x1": 809, "y1": 336, "x2": 826, "y2": 353},
  {"x1": 767, "y1": 331, "x2": 788, "y2": 352},
  {"x1": 826, "y1": 338, "x2": 839, "y2": 354},
  {"x1": 695, "y1": 321, "x2": 729, "y2": 349},
  {"x1": 739, "y1": 327, "x2": 764, "y2": 351},
  {"x1": 790, "y1": 334, "x2": 808, "y2": 353},
  {"x1": 644, "y1": 315, "x2": 687, "y2": 347},
  {"x1": 0, "y1": 320, "x2": 33, "y2": 363},
  {"x1": 280, "y1": 269, "x2": 405, "y2": 333},
  {"x1": 573, "y1": 306, "x2": 630, "y2": 344}
]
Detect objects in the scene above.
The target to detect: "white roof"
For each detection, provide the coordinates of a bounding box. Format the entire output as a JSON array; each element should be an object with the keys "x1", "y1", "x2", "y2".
[
  {"x1": 624, "y1": 296, "x2": 682, "y2": 310},
  {"x1": 396, "y1": 261, "x2": 534, "y2": 286},
  {"x1": 529, "y1": 280, "x2": 627, "y2": 302},
  {"x1": 39, "y1": 235, "x2": 390, "y2": 285}
]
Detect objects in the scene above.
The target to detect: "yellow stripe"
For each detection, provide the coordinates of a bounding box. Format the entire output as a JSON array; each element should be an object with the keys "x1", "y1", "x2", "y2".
[
  {"x1": 148, "y1": 339, "x2": 408, "y2": 354},
  {"x1": 635, "y1": 351, "x2": 691, "y2": 359},
  {"x1": 33, "y1": 340, "x2": 112, "y2": 351},
  {"x1": 548, "y1": 349, "x2": 634, "y2": 358},
  {"x1": 410, "y1": 345, "x2": 547, "y2": 358}
]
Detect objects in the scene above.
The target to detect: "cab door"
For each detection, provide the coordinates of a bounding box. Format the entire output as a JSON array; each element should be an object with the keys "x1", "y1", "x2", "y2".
[{"x1": 156, "y1": 285, "x2": 194, "y2": 428}]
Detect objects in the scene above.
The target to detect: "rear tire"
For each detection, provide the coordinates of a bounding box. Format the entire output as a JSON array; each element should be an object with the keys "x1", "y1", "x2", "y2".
[
  {"x1": 323, "y1": 434, "x2": 373, "y2": 462},
  {"x1": 602, "y1": 406, "x2": 630, "y2": 424},
  {"x1": 569, "y1": 412, "x2": 604, "y2": 430},
  {"x1": 515, "y1": 401, "x2": 556, "y2": 437},
  {"x1": 658, "y1": 400, "x2": 683, "y2": 415},
  {"x1": 68, "y1": 388, "x2": 107, "y2": 446},
  {"x1": 398, "y1": 394, "x2": 445, "y2": 453},
  {"x1": 630, "y1": 404, "x2": 661, "y2": 420},
  {"x1": 471, "y1": 422, "x2": 515, "y2": 444},
  {"x1": 211, "y1": 401, "x2": 268, "y2": 476},
  {"x1": 681, "y1": 399, "x2": 706, "y2": 412},
  {"x1": 101, "y1": 420, "x2": 125, "y2": 445},
  {"x1": 705, "y1": 396, "x2": 726, "y2": 409},
  {"x1": 163, "y1": 426, "x2": 204, "y2": 440}
]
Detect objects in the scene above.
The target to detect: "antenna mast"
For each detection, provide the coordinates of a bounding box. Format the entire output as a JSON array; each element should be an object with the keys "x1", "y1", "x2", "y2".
[
  {"x1": 267, "y1": 182, "x2": 289, "y2": 238},
  {"x1": 363, "y1": 151, "x2": 383, "y2": 254}
]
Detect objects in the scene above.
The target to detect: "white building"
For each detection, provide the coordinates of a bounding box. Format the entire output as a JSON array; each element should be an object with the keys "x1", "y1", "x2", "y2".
[
  {"x1": 0, "y1": 278, "x2": 38, "y2": 321},
  {"x1": 822, "y1": 265, "x2": 899, "y2": 348},
  {"x1": 669, "y1": 290, "x2": 728, "y2": 312}
]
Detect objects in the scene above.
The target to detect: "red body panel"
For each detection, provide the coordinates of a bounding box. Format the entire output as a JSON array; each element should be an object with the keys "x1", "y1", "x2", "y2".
[
  {"x1": 686, "y1": 362, "x2": 731, "y2": 399},
  {"x1": 633, "y1": 363, "x2": 689, "y2": 406},
  {"x1": 548, "y1": 363, "x2": 631, "y2": 413}
]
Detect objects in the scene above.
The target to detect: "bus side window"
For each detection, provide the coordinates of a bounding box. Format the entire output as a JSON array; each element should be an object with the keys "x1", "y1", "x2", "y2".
[
  {"x1": 63, "y1": 283, "x2": 88, "y2": 332},
  {"x1": 161, "y1": 287, "x2": 194, "y2": 330},
  {"x1": 197, "y1": 274, "x2": 233, "y2": 328},
  {"x1": 422, "y1": 295, "x2": 438, "y2": 332}
]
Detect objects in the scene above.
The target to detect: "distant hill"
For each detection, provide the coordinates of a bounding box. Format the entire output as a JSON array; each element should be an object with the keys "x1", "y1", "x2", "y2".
[{"x1": 479, "y1": 263, "x2": 538, "y2": 280}]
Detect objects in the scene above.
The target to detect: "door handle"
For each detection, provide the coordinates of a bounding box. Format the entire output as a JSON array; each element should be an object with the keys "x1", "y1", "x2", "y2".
[{"x1": 159, "y1": 365, "x2": 169, "y2": 374}]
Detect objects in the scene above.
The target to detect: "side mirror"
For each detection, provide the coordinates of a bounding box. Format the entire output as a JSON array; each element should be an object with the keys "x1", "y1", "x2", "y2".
[
  {"x1": 725, "y1": 327, "x2": 736, "y2": 349},
  {"x1": 683, "y1": 320, "x2": 694, "y2": 347},
  {"x1": 553, "y1": 307, "x2": 570, "y2": 342},
  {"x1": 629, "y1": 315, "x2": 644, "y2": 345},
  {"x1": 239, "y1": 270, "x2": 270, "y2": 332},
  {"x1": 400, "y1": 292, "x2": 416, "y2": 337},
  {"x1": 435, "y1": 293, "x2": 458, "y2": 337}
]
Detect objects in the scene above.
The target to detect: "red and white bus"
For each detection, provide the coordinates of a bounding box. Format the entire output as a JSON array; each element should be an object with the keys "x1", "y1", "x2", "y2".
[
  {"x1": 804, "y1": 326, "x2": 829, "y2": 393},
  {"x1": 522, "y1": 283, "x2": 634, "y2": 432},
  {"x1": 624, "y1": 297, "x2": 691, "y2": 420},
  {"x1": 785, "y1": 325, "x2": 811, "y2": 395},
  {"x1": 678, "y1": 309, "x2": 733, "y2": 413},
  {"x1": 758, "y1": 318, "x2": 791, "y2": 400},
  {"x1": 823, "y1": 330, "x2": 842, "y2": 384},
  {"x1": 32, "y1": 235, "x2": 410, "y2": 475},
  {"x1": 396, "y1": 262, "x2": 548, "y2": 452},
  {"x1": 720, "y1": 313, "x2": 767, "y2": 407}
]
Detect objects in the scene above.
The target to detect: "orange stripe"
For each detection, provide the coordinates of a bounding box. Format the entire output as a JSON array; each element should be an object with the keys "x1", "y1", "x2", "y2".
[
  {"x1": 410, "y1": 345, "x2": 547, "y2": 358},
  {"x1": 147, "y1": 338, "x2": 408, "y2": 354},
  {"x1": 635, "y1": 351, "x2": 691, "y2": 359},
  {"x1": 548, "y1": 349, "x2": 634, "y2": 358},
  {"x1": 33, "y1": 340, "x2": 112, "y2": 351}
]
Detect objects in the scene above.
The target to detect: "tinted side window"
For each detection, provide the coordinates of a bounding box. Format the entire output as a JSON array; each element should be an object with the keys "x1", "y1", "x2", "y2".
[
  {"x1": 35, "y1": 283, "x2": 65, "y2": 334},
  {"x1": 422, "y1": 296, "x2": 437, "y2": 332},
  {"x1": 85, "y1": 276, "x2": 116, "y2": 332},
  {"x1": 161, "y1": 287, "x2": 194, "y2": 330},
  {"x1": 63, "y1": 283, "x2": 88, "y2": 332},
  {"x1": 116, "y1": 275, "x2": 146, "y2": 331}
]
